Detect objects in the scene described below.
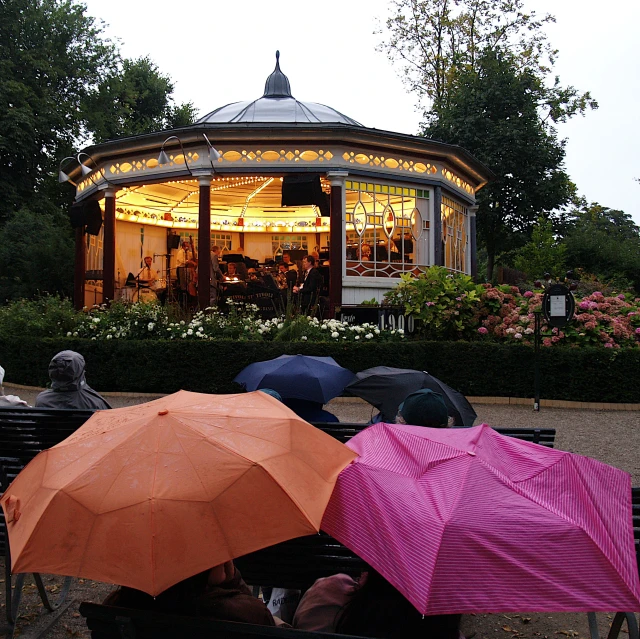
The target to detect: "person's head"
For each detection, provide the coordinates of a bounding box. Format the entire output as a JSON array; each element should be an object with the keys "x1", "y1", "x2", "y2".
[
  {"x1": 282, "y1": 252, "x2": 292, "y2": 264},
  {"x1": 278, "y1": 263, "x2": 289, "y2": 273},
  {"x1": 336, "y1": 569, "x2": 461, "y2": 639},
  {"x1": 396, "y1": 389, "x2": 449, "y2": 428},
  {"x1": 311, "y1": 250, "x2": 320, "y2": 260},
  {"x1": 48, "y1": 351, "x2": 87, "y2": 390},
  {"x1": 302, "y1": 255, "x2": 315, "y2": 270},
  {"x1": 227, "y1": 262, "x2": 237, "y2": 275},
  {"x1": 259, "y1": 388, "x2": 283, "y2": 402},
  {"x1": 182, "y1": 240, "x2": 190, "y2": 250},
  {"x1": 144, "y1": 255, "x2": 153, "y2": 267},
  {"x1": 211, "y1": 245, "x2": 221, "y2": 255}
]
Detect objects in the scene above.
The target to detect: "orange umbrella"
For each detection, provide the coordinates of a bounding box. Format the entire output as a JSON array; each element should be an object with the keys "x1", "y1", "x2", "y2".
[{"x1": 0, "y1": 390, "x2": 356, "y2": 596}]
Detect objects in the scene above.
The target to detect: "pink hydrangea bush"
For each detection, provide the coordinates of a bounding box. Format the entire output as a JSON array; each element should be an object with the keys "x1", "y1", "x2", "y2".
[{"x1": 474, "y1": 285, "x2": 640, "y2": 348}]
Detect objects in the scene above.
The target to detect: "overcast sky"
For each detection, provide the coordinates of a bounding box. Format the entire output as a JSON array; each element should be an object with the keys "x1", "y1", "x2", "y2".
[{"x1": 82, "y1": 0, "x2": 640, "y2": 224}]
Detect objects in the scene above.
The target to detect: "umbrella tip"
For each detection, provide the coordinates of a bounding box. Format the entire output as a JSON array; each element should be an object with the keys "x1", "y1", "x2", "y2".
[{"x1": 158, "y1": 409, "x2": 169, "y2": 416}]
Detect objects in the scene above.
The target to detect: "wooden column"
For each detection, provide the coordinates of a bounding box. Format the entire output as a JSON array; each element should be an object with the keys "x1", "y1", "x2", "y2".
[
  {"x1": 433, "y1": 186, "x2": 443, "y2": 266},
  {"x1": 197, "y1": 175, "x2": 212, "y2": 310},
  {"x1": 103, "y1": 188, "x2": 116, "y2": 303},
  {"x1": 469, "y1": 205, "x2": 478, "y2": 279},
  {"x1": 327, "y1": 171, "x2": 348, "y2": 317},
  {"x1": 74, "y1": 227, "x2": 86, "y2": 310}
]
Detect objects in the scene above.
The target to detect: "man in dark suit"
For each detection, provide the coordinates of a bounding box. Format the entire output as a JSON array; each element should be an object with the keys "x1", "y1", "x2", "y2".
[{"x1": 294, "y1": 255, "x2": 323, "y2": 314}]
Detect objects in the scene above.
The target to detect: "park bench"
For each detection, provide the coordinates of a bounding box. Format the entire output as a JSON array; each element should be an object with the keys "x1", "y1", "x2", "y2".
[
  {"x1": 79, "y1": 603, "x2": 370, "y2": 639},
  {"x1": 0, "y1": 406, "x2": 95, "y2": 633},
  {"x1": 79, "y1": 488, "x2": 640, "y2": 639}
]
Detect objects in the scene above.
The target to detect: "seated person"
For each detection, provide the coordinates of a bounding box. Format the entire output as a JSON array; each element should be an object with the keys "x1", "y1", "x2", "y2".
[
  {"x1": 35, "y1": 350, "x2": 111, "y2": 410},
  {"x1": 276, "y1": 263, "x2": 298, "y2": 290},
  {"x1": 294, "y1": 568, "x2": 461, "y2": 638},
  {"x1": 224, "y1": 262, "x2": 247, "y2": 282},
  {"x1": 139, "y1": 255, "x2": 157, "y2": 288},
  {"x1": 104, "y1": 560, "x2": 275, "y2": 627},
  {"x1": 395, "y1": 389, "x2": 451, "y2": 428},
  {"x1": 0, "y1": 364, "x2": 30, "y2": 406}
]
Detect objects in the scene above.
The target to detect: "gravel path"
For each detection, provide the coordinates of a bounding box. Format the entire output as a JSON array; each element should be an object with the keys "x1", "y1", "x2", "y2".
[{"x1": 1, "y1": 389, "x2": 638, "y2": 639}]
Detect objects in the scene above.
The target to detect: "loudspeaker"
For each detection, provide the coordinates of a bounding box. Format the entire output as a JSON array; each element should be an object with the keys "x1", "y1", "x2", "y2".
[
  {"x1": 167, "y1": 234, "x2": 181, "y2": 250},
  {"x1": 85, "y1": 200, "x2": 103, "y2": 235},
  {"x1": 69, "y1": 200, "x2": 103, "y2": 235},
  {"x1": 281, "y1": 175, "x2": 330, "y2": 216}
]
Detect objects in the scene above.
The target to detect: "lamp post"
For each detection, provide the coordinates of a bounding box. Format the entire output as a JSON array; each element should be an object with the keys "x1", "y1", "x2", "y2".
[{"x1": 533, "y1": 271, "x2": 577, "y2": 411}]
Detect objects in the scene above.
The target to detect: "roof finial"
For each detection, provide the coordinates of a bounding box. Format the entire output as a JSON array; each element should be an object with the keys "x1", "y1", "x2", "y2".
[{"x1": 263, "y1": 50, "x2": 292, "y2": 99}]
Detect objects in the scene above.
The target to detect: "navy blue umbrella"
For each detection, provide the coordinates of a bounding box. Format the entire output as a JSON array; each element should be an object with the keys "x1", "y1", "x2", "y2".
[{"x1": 234, "y1": 355, "x2": 356, "y2": 404}]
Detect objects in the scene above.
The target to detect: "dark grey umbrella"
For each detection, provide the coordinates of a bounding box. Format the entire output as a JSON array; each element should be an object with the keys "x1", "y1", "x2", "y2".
[{"x1": 346, "y1": 366, "x2": 476, "y2": 426}]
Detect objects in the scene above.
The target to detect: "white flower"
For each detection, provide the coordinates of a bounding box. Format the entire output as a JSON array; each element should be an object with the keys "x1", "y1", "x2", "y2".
[
  {"x1": 67, "y1": 331, "x2": 72, "y2": 336},
  {"x1": 506, "y1": 327, "x2": 516, "y2": 334},
  {"x1": 365, "y1": 333, "x2": 373, "y2": 339},
  {"x1": 277, "y1": 323, "x2": 284, "y2": 329},
  {"x1": 514, "y1": 333, "x2": 523, "y2": 339},
  {"x1": 374, "y1": 329, "x2": 380, "y2": 335},
  {"x1": 355, "y1": 335, "x2": 360, "y2": 340},
  {"x1": 331, "y1": 331, "x2": 339, "y2": 338},
  {"x1": 301, "y1": 335, "x2": 307, "y2": 341},
  {"x1": 181, "y1": 333, "x2": 187, "y2": 338},
  {"x1": 320, "y1": 324, "x2": 328, "y2": 330},
  {"x1": 397, "y1": 329, "x2": 404, "y2": 335},
  {"x1": 147, "y1": 322, "x2": 155, "y2": 331},
  {"x1": 524, "y1": 328, "x2": 534, "y2": 335},
  {"x1": 73, "y1": 331, "x2": 78, "y2": 337},
  {"x1": 187, "y1": 328, "x2": 194, "y2": 335},
  {"x1": 106, "y1": 334, "x2": 113, "y2": 339},
  {"x1": 92, "y1": 317, "x2": 100, "y2": 324}
]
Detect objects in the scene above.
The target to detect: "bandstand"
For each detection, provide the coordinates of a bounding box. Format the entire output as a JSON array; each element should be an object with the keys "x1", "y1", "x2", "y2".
[{"x1": 64, "y1": 52, "x2": 492, "y2": 314}]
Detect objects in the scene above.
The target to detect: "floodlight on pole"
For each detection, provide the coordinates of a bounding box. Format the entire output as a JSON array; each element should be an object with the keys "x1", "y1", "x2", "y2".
[
  {"x1": 58, "y1": 156, "x2": 77, "y2": 185},
  {"x1": 76, "y1": 152, "x2": 103, "y2": 185},
  {"x1": 202, "y1": 133, "x2": 221, "y2": 168},
  {"x1": 157, "y1": 136, "x2": 193, "y2": 175}
]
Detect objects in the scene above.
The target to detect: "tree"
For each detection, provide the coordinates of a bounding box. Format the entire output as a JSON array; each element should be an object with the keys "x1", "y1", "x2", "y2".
[
  {"x1": 426, "y1": 50, "x2": 576, "y2": 277},
  {"x1": 562, "y1": 203, "x2": 640, "y2": 291},
  {"x1": 514, "y1": 217, "x2": 566, "y2": 279},
  {"x1": 83, "y1": 57, "x2": 197, "y2": 143},
  {"x1": 0, "y1": 0, "x2": 116, "y2": 221},
  {"x1": 0, "y1": 207, "x2": 75, "y2": 300},
  {"x1": 381, "y1": 0, "x2": 595, "y2": 122}
]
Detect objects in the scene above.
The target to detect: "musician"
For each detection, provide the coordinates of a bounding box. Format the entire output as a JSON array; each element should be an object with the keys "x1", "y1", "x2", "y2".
[
  {"x1": 281, "y1": 252, "x2": 298, "y2": 272},
  {"x1": 210, "y1": 245, "x2": 222, "y2": 305},
  {"x1": 139, "y1": 255, "x2": 157, "y2": 288},
  {"x1": 176, "y1": 240, "x2": 195, "y2": 270},
  {"x1": 293, "y1": 255, "x2": 322, "y2": 314},
  {"x1": 277, "y1": 263, "x2": 297, "y2": 291}
]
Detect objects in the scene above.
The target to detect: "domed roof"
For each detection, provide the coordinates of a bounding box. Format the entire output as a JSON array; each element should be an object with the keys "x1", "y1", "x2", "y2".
[{"x1": 197, "y1": 51, "x2": 363, "y2": 127}]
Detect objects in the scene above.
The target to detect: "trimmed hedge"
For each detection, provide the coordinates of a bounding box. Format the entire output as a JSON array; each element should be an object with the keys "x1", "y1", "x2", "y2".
[{"x1": 1, "y1": 337, "x2": 639, "y2": 403}]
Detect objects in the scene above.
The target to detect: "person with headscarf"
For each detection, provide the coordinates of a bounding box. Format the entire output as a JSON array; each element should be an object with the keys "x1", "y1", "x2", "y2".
[
  {"x1": 0, "y1": 364, "x2": 30, "y2": 407},
  {"x1": 395, "y1": 388, "x2": 450, "y2": 428},
  {"x1": 35, "y1": 351, "x2": 111, "y2": 410}
]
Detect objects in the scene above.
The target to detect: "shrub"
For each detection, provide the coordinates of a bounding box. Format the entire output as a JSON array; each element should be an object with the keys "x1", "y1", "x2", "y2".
[{"x1": 383, "y1": 267, "x2": 483, "y2": 340}]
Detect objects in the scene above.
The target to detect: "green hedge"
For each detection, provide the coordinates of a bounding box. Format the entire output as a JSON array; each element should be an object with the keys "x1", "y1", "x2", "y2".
[{"x1": 1, "y1": 337, "x2": 639, "y2": 403}]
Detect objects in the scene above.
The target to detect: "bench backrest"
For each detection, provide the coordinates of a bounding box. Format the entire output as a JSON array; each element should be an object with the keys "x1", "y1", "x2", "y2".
[
  {"x1": 311, "y1": 422, "x2": 557, "y2": 448},
  {"x1": 79, "y1": 602, "x2": 370, "y2": 639},
  {"x1": 0, "y1": 407, "x2": 95, "y2": 554}
]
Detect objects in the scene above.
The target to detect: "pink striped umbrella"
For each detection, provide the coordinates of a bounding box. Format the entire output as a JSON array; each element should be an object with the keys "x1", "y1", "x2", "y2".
[{"x1": 321, "y1": 423, "x2": 640, "y2": 614}]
